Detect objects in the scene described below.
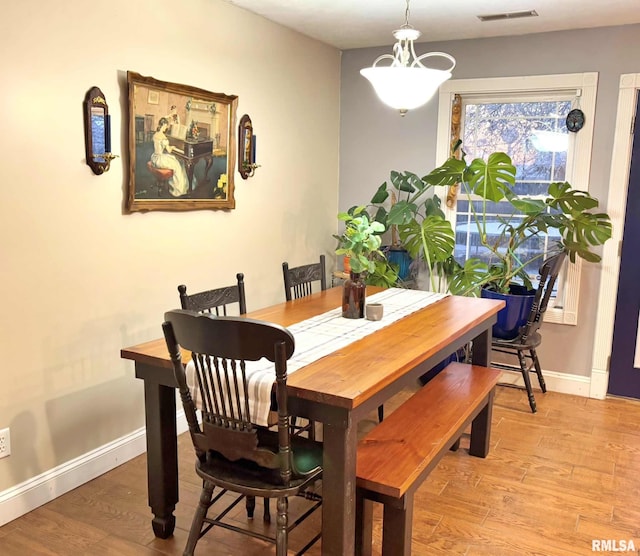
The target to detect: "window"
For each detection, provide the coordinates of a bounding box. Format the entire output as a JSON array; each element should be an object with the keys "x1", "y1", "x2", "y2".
[
  {"x1": 457, "y1": 97, "x2": 570, "y2": 288},
  {"x1": 436, "y1": 73, "x2": 599, "y2": 325}
]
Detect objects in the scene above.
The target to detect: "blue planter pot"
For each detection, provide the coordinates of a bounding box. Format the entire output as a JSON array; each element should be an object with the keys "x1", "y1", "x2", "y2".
[
  {"x1": 481, "y1": 285, "x2": 535, "y2": 340},
  {"x1": 384, "y1": 247, "x2": 412, "y2": 281}
]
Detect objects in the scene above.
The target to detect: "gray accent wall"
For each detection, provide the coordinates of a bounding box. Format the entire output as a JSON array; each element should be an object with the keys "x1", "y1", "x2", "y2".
[{"x1": 339, "y1": 24, "x2": 640, "y2": 379}]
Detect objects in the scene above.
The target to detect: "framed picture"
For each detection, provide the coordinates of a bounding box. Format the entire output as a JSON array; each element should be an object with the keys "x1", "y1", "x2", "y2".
[{"x1": 126, "y1": 71, "x2": 238, "y2": 211}]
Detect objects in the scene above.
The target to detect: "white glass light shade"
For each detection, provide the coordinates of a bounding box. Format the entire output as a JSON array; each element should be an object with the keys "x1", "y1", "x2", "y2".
[{"x1": 361, "y1": 66, "x2": 452, "y2": 112}]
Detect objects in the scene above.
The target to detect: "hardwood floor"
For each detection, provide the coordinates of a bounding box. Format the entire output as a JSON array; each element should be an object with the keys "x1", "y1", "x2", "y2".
[{"x1": 2, "y1": 384, "x2": 640, "y2": 555}]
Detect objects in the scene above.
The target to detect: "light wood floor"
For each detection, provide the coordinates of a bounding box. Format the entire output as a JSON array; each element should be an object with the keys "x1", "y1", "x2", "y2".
[{"x1": 2, "y1": 384, "x2": 640, "y2": 555}]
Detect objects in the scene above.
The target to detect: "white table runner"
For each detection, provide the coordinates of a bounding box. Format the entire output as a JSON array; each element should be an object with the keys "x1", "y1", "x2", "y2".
[{"x1": 186, "y1": 288, "x2": 448, "y2": 426}]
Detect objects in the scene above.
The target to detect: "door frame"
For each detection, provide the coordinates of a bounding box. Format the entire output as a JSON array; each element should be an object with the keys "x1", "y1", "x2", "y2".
[{"x1": 591, "y1": 74, "x2": 640, "y2": 398}]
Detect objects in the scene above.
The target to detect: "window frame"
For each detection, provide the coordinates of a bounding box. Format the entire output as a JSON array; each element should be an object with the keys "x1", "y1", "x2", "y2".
[{"x1": 435, "y1": 72, "x2": 599, "y2": 325}]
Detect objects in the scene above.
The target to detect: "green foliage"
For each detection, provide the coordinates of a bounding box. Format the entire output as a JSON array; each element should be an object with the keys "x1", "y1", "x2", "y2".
[
  {"x1": 334, "y1": 207, "x2": 386, "y2": 274},
  {"x1": 366, "y1": 258, "x2": 401, "y2": 288},
  {"x1": 365, "y1": 171, "x2": 456, "y2": 291},
  {"x1": 466, "y1": 152, "x2": 516, "y2": 202},
  {"x1": 397, "y1": 217, "x2": 455, "y2": 264},
  {"x1": 444, "y1": 151, "x2": 613, "y2": 295},
  {"x1": 338, "y1": 148, "x2": 612, "y2": 297}
]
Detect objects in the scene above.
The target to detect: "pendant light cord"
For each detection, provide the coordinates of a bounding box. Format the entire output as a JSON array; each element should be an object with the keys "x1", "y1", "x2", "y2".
[{"x1": 400, "y1": 0, "x2": 416, "y2": 30}]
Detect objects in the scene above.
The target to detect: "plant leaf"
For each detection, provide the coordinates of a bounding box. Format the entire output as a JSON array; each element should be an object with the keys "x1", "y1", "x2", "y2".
[
  {"x1": 467, "y1": 152, "x2": 516, "y2": 202},
  {"x1": 398, "y1": 216, "x2": 455, "y2": 263},
  {"x1": 422, "y1": 157, "x2": 466, "y2": 186},
  {"x1": 370, "y1": 182, "x2": 389, "y2": 204},
  {"x1": 509, "y1": 198, "x2": 547, "y2": 214},
  {"x1": 547, "y1": 182, "x2": 599, "y2": 213},
  {"x1": 449, "y1": 258, "x2": 490, "y2": 296},
  {"x1": 390, "y1": 170, "x2": 416, "y2": 193},
  {"x1": 387, "y1": 200, "x2": 418, "y2": 225},
  {"x1": 423, "y1": 195, "x2": 446, "y2": 218},
  {"x1": 372, "y1": 206, "x2": 388, "y2": 229}
]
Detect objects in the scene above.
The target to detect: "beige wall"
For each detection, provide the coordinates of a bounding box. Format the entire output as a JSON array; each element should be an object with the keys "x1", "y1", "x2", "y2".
[{"x1": 0, "y1": 0, "x2": 340, "y2": 493}]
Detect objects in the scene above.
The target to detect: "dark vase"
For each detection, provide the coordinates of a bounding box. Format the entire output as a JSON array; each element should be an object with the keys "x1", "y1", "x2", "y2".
[{"x1": 342, "y1": 271, "x2": 366, "y2": 319}]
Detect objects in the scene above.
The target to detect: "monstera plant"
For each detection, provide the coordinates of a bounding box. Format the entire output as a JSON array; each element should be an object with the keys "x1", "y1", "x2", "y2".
[
  {"x1": 339, "y1": 148, "x2": 611, "y2": 338},
  {"x1": 367, "y1": 170, "x2": 456, "y2": 292},
  {"x1": 345, "y1": 147, "x2": 611, "y2": 303},
  {"x1": 420, "y1": 151, "x2": 613, "y2": 296}
]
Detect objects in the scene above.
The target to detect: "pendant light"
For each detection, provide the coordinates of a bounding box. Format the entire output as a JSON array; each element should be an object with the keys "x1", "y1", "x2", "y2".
[{"x1": 360, "y1": 0, "x2": 455, "y2": 116}]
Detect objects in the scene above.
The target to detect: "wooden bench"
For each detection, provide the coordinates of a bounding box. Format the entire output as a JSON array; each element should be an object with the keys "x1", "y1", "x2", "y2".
[{"x1": 355, "y1": 362, "x2": 502, "y2": 556}]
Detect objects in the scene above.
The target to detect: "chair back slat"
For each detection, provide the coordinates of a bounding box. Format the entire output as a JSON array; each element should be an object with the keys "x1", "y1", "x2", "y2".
[
  {"x1": 520, "y1": 251, "x2": 567, "y2": 340},
  {"x1": 194, "y1": 353, "x2": 217, "y2": 422},
  {"x1": 282, "y1": 255, "x2": 327, "y2": 301},
  {"x1": 163, "y1": 310, "x2": 296, "y2": 475},
  {"x1": 240, "y1": 362, "x2": 252, "y2": 429}
]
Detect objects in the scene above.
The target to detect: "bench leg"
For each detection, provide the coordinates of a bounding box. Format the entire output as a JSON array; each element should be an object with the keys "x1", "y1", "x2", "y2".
[
  {"x1": 469, "y1": 389, "x2": 495, "y2": 458},
  {"x1": 382, "y1": 494, "x2": 413, "y2": 556},
  {"x1": 355, "y1": 491, "x2": 373, "y2": 556}
]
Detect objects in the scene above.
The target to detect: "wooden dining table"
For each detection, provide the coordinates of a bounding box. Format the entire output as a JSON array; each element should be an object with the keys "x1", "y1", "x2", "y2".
[{"x1": 120, "y1": 286, "x2": 504, "y2": 556}]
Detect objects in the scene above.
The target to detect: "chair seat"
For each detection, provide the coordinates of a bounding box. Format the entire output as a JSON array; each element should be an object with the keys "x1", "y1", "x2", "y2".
[
  {"x1": 492, "y1": 331, "x2": 542, "y2": 350},
  {"x1": 147, "y1": 160, "x2": 174, "y2": 179},
  {"x1": 196, "y1": 431, "x2": 323, "y2": 496}
]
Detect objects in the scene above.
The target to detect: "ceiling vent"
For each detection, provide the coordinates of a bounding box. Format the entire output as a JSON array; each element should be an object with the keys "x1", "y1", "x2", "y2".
[{"x1": 478, "y1": 10, "x2": 538, "y2": 22}]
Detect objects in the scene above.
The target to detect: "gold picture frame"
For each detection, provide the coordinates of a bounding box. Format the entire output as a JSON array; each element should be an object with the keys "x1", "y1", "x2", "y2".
[{"x1": 126, "y1": 71, "x2": 238, "y2": 212}]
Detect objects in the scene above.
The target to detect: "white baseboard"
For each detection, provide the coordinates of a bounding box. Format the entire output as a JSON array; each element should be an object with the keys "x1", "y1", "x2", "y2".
[
  {"x1": 589, "y1": 368, "x2": 609, "y2": 399},
  {"x1": 496, "y1": 366, "x2": 591, "y2": 397},
  {"x1": 0, "y1": 411, "x2": 188, "y2": 527}
]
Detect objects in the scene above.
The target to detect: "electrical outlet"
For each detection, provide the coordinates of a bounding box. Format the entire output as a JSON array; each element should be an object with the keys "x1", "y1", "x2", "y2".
[{"x1": 0, "y1": 428, "x2": 10, "y2": 458}]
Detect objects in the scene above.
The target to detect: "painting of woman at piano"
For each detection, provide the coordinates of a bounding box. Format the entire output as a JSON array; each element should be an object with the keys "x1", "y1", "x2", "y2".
[
  {"x1": 150, "y1": 118, "x2": 189, "y2": 197},
  {"x1": 126, "y1": 71, "x2": 237, "y2": 211}
]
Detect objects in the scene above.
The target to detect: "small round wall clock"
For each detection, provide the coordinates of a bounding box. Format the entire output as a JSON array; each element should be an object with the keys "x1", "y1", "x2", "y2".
[{"x1": 566, "y1": 108, "x2": 585, "y2": 133}]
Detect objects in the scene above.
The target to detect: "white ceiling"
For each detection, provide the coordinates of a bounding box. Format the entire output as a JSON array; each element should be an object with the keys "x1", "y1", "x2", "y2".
[{"x1": 225, "y1": 0, "x2": 640, "y2": 49}]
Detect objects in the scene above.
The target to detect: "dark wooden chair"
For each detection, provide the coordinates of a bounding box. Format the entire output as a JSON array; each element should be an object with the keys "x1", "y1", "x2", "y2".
[
  {"x1": 178, "y1": 273, "x2": 271, "y2": 520},
  {"x1": 282, "y1": 255, "x2": 327, "y2": 301},
  {"x1": 162, "y1": 310, "x2": 323, "y2": 556},
  {"x1": 178, "y1": 272, "x2": 247, "y2": 315},
  {"x1": 490, "y1": 251, "x2": 567, "y2": 412}
]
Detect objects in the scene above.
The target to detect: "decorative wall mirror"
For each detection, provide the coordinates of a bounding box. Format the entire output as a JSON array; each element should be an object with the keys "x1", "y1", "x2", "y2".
[
  {"x1": 83, "y1": 86, "x2": 116, "y2": 175},
  {"x1": 238, "y1": 114, "x2": 258, "y2": 179}
]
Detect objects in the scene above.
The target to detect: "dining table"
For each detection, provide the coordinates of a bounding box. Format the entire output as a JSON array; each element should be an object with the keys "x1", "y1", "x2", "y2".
[{"x1": 120, "y1": 286, "x2": 504, "y2": 556}]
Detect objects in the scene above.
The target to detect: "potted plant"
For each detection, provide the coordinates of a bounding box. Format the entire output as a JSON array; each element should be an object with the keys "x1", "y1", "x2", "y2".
[
  {"x1": 361, "y1": 170, "x2": 457, "y2": 291},
  {"x1": 421, "y1": 150, "x2": 612, "y2": 338},
  {"x1": 344, "y1": 147, "x2": 612, "y2": 337},
  {"x1": 334, "y1": 207, "x2": 388, "y2": 318}
]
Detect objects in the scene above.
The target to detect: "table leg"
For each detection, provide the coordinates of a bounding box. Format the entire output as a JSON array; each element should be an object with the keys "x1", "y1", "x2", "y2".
[
  {"x1": 322, "y1": 420, "x2": 358, "y2": 556},
  {"x1": 470, "y1": 390, "x2": 495, "y2": 458},
  {"x1": 142, "y1": 378, "x2": 179, "y2": 538},
  {"x1": 472, "y1": 328, "x2": 491, "y2": 366},
  {"x1": 469, "y1": 326, "x2": 494, "y2": 458}
]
